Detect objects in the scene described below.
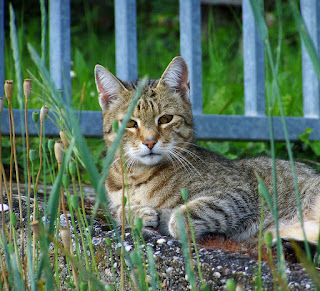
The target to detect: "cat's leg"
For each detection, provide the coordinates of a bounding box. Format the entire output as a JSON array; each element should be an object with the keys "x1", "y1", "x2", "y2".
[
  {"x1": 117, "y1": 205, "x2": 159, "y2": 228},
  {"x1": 168, "y1": 196, "x2": 253, "y2": 240}
]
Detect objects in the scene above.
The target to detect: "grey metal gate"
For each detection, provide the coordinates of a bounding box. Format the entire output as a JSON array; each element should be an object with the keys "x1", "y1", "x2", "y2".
[{"x1": 1, "y1": 0, "x2": 320, "y2": 141}]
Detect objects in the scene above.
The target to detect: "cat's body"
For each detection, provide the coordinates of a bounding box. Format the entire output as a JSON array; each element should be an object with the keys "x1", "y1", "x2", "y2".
[{"x1": 95, "y1": 57, "x2": 320, "y2": 243}]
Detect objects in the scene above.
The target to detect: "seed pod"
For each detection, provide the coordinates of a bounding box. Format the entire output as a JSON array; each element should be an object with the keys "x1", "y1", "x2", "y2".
[
  {"x1": 112, "y1": 120, "x2": 119, "y2": 132},
  {"x1": 48, "y1": 139, "x2": 55, "y2": 152},
  {"x1": 62, "y1": 173, "x2": 70, "y2": 189},
  {"x1": 32, "y1": 111, "x2": 39, "y2": 124},
  {"x1": 40, "y1": 105, "x2": 49, "y2": 122},
  {"x1": 23, "y1": 79, "x2": 32, "y2": 99},
  {"x1": 70, "y1": 195, "x2": 79, "y2": 211},
  {"x1": 135, "y1": 218, "x2": 143, "y2": 233},
  {"x1": 60, "y1": 227, "x2": 71, "y2": 252},
  {"x1": 29, "y1": 149, "x2": 38, "y2": 164},
  {"x1": 181, "y1": 188, "x2": 189, "y2": 201},
  {"x1": 54, "y1": 140, "x2": 64, "y2": 165},
  {"x1": 225, "y1": 279, "x2": 236, "y2": 291},
  {"x1": 4, "y1": 80, "x2": 13, "y2": 101},
  {"x1": 10, "y1": 213, "x2": 16, "y2": 227},
  {"x1": 68, "y1": 161, "x2": 76, "y2": 177},
  {"x1": 105, "y1": 237, "x2": 112, "y2": 247},
  {"x1": 60, "y1": 130, "x2": 69, "y2": 149},
  {"x1": 0, "y1": 97, "x2": 4, "y2": 116},
  {"x1": 264, "y1": 231, "x2": 273, "y2": 248}
]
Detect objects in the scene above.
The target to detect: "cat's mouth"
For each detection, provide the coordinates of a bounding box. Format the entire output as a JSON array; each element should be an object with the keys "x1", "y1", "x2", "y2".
[
  {"x1": 142, "y1": 152, "x2": 161, "y2": 157},
  {"x1": 139, "y1": 151, "x2": 164, "y2": 165}
]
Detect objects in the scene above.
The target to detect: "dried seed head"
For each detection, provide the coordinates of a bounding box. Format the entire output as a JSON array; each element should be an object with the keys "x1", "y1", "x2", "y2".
[
  {"x1": 0, "y1": 97, "x2": 4, "y2": 116},
  {"x1": 54, "y1": 140, "x2": 64, "y2": 165},
  {"x1": 60, "y1": 227, "x2": 71, "y2": 252},
  {"x1": 40, "y1": 105, "x2": 49, "y2": 122},
  {"x1": 4, "y1": 80, "x2": 13, "y2": 101},
  {"x1": 23, "y1": 79, "x2": 32, "y2": 99},
  {"x1": 59, "y1": 130, "x2": 69, "y2": 149},
  {"x1": 30, "y1": 220, "x2": 40, "y2": 239}
]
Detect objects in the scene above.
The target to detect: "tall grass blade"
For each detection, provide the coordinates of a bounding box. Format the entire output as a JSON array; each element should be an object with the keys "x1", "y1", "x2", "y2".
[
  {"x1": 288, "y1": 0, "x2": 320, "y2": 80},
  {"x1": 176, "y1": 211, "x2": 196, "y2": 291},
  {"x1": 40, "y1": 0, "x2": 47, "y2": 63},
  {"x1": 2, "y1": 235, "x2": 14, "y2": 289},
  {"x1": 249, "y1": 0, "x2": 312, "y2": 265},
  {"x1": 248, "y1": 0, "x2": 267, "y2": 41}
]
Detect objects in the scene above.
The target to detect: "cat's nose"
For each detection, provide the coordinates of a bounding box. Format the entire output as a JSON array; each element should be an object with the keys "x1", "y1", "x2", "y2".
[{"x1": 143, "y1": 138, "x2": 158, "y2": 149}]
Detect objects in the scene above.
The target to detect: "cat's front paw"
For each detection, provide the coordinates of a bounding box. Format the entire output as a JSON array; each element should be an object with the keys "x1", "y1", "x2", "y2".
[
  {"x1": 136, "y1": 207, "x2": 159, "y2": 228},
  {"x1": 118, "y1": 206, "x2": 159, "y2": 229}
]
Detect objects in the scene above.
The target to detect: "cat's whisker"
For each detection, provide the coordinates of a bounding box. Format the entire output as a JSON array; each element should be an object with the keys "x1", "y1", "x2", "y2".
[
  {"x1": 165, "y1": 152, "x2": 178, "y2": 173},
  {"x1": 171, "y1": 149, "x2": 202, "y2": 177},
  {"x1": 168, "y1": 150, "x2": 194, "y2": 178},
  {"x1": 125, "y1": 156, "x2": 137, "y2": 173},
  {"x1": 173, "y1": 145, "x2": 207, "y2": 164}
]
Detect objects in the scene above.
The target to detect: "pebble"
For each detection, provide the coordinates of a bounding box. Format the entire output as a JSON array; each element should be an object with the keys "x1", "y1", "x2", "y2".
[
  {"x1": 0, "y1": 204, "x2": 9, "y2": 211},
  {"x1": 92, "y1": 237, "x2": 102, "y2": 245},
  {"x1": 157, "y1": 238, "x2": 166, "y2": 244},
  {"x1": 125, "y1": 244, "x2": 132, "y2": 252},
  {"x1": 213, "y1": 271, "x2": 221, "y2": 278},
  {"x1": 166, "y1": 267, "x2": 173, "y2": 273}
]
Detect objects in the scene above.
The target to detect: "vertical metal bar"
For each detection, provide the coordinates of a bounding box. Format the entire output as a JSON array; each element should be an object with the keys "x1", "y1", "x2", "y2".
[
  {"x1": 115, "y1": 0, "x2": 138, "y2": 82},
  {"x1": 179, "y1": 0, "x2": 203, "y2": 115},
  {"x1": 49, "y1": 0, "x2": 71, "y2": 100},
  {"x1": 242, "y1": 0, "x2": 265, "y2": 116},
  {"x1": 0, "y1": 0, "x2": 4, "y2": 98},
  {"x1": 301, "y1": 0, "x2": 320, "y2": 118}
]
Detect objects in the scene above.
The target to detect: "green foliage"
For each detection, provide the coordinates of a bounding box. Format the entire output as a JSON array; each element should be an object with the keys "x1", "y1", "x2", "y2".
[{"x1": 2, "y1": 1, "x2": 320, "y2": 290}]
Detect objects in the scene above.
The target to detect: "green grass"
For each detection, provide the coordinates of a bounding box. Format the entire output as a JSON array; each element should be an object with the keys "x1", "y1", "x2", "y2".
[
  {"x1": 1, "y1": 1, "x2": 320, "y2": 290},
  {"x1": 4, "y1": 1, "x2": 315, "y2": 165}
]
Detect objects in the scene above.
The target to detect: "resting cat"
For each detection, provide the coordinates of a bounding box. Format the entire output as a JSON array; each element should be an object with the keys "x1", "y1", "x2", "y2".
[{"x1": 95, "y1": 56, "x2": 320, "y2": 243}]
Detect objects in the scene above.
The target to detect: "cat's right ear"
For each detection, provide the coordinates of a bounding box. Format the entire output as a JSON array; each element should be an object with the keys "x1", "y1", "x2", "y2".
[{"x1": 94, "y1": 65, "x2": 127, "y2": 110}]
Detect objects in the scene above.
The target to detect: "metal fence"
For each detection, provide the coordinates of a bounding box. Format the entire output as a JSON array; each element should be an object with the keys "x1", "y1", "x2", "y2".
[{"x1": 1, "y1": 0, "x2": 320, "y2": 141}]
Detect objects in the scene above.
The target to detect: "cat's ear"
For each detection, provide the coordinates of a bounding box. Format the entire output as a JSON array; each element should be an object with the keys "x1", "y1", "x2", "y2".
[
  {"x1": 157, "y1": 56, "x2": 190, "y2": 100},
  {"x1": 94, "y1": 64, "x2": 127, "y2": 110}
]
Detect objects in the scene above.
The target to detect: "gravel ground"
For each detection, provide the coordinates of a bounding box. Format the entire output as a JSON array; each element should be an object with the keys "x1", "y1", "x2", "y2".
[
  {"x1": 91, "y1": 226, "x2": 318, "y2": 290},
  {"x1": 1, "y1": 184, "x2": 319, "y2": 290}
]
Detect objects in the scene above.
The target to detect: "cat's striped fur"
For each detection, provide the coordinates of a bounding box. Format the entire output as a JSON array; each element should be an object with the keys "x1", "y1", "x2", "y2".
[{"x1": 95, "y1": 56, "x2": 320, "y2": 243}]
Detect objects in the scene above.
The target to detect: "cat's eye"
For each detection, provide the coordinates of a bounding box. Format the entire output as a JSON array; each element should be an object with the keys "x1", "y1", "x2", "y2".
[
  {"x1": 158, "y1": 115, "x2": 173, "y2": 125},
  {"x1": 127, "y1": 120, "x2": 138, "y2": 128}
]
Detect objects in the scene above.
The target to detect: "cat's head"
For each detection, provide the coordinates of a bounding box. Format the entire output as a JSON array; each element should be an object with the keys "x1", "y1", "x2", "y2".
[{"x1": 94, "y1": 56, "x2": 194, "y2": 167}]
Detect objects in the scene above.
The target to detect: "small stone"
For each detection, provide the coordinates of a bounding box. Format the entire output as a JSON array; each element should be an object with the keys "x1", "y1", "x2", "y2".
[
  {"x1": 166, "y1": 267, "x2": 173, "y2": 273},
  {"x1": 157, "y1": 238, "x2": 166, "y2": 244},
  {"x1": 213, "y1": 272, "x2": 221, "y2": 278},
  {"x1": 125, "y1": 245, "x2": 132, "y2": 252},
  {"x1": 0, "y1": 204, "x2": 9, "y2": 211}
]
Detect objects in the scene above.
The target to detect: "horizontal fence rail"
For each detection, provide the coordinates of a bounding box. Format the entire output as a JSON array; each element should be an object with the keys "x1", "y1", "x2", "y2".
[{"x1": 1, "y1": 0, "x2": 320, "y2": 142}]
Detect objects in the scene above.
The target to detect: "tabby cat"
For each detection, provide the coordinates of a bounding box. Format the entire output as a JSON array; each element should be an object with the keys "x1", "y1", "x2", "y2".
[{"x1": 95, "y1": 56, "x2": 320, "y2": 243}]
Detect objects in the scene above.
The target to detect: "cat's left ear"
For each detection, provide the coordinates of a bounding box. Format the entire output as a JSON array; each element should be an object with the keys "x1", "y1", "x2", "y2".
[{"x1": 157, "y1": 56, "x2": 190, "y2": 100}]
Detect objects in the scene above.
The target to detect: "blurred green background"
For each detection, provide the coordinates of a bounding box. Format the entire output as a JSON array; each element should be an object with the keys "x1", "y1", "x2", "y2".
[{"x1": 4, "y1": 0, "x2": 320, "y2": 172}]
